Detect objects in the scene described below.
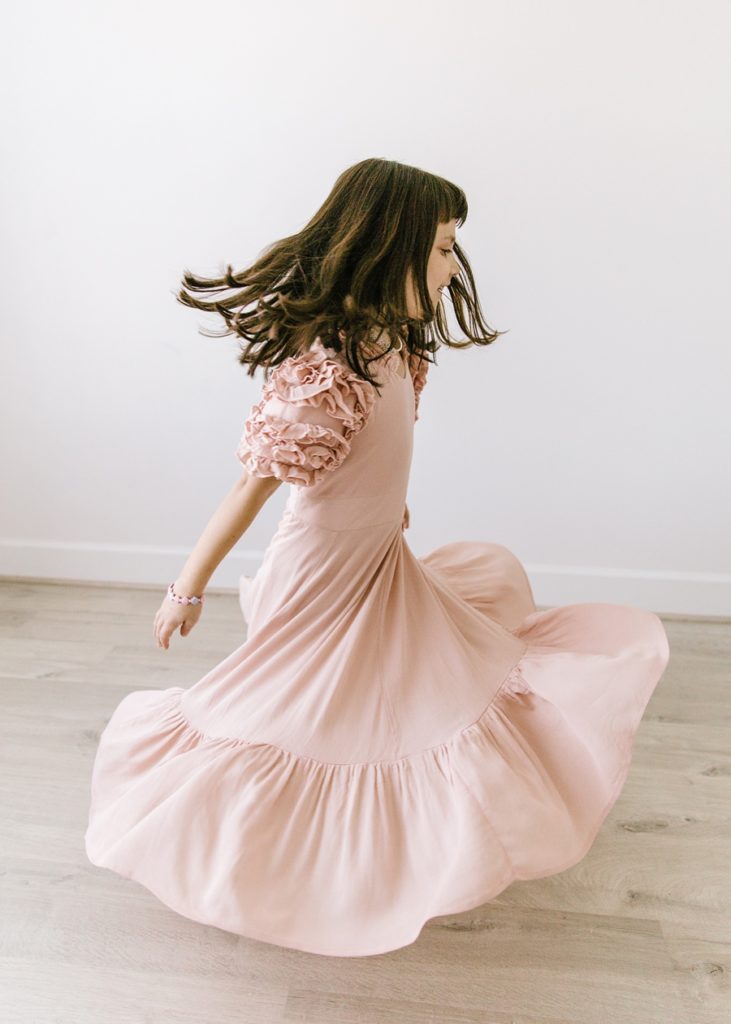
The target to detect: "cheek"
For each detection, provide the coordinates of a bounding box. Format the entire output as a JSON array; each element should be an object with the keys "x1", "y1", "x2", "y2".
[{"x1": 426, "y1": 257, "x2": 441, "y2": 287}]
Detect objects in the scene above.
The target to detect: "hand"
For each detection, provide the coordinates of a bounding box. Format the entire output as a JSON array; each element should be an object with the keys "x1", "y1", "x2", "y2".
[
  {"x1": 153, "y1": 586, "x2": 204, "y2": 650},
  {"x1": 401, "y1": 502, "x2": 410, "y2": 530}
]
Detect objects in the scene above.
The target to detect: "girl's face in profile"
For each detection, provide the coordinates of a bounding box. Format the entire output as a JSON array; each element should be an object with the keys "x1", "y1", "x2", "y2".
[{"x1": 406, "y1": 219, "x2": 461, "y2": 318}]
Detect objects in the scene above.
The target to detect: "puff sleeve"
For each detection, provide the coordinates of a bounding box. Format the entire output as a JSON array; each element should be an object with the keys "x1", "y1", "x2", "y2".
[
  {"x1": 236, "y1": 345, "x2": 377, "y2": 487},
  {"x1": 408, "y1": 350, "x2": 430, "y2": 421}
]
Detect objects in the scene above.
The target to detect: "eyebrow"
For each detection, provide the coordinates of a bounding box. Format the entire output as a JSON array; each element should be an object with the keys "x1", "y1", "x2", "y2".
[{"x1": 441, "y1": 234, "x2": 456, "y2": 243}]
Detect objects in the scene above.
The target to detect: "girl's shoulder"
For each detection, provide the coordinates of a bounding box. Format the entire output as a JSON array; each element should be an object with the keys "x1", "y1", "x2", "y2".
[
  {"x1": 266, "y1": 337, "x2": 376, "y2": 416},
  {"x1": 235, "y1": 338, "x2": 376, "y2": 488},
  {"x1": 311, "y1": 330, "x2": 431, "y2": 420},
  {"x1": 260, "y1": 329, "x2": 429, "y2": 419}
]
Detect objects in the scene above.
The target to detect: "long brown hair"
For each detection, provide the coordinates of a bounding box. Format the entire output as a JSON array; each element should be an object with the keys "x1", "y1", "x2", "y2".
[{"x1": 175, "y1": 157, "x2": 507, "y2": 390}]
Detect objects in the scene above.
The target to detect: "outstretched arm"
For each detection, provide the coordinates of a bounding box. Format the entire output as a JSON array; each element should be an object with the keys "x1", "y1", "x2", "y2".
[
  {"x1": 153, "y1": 470, "x2": 281, "y2": 649},
  {"x1": 175, "y1": 470, "x2": 280, "y2": 596}
]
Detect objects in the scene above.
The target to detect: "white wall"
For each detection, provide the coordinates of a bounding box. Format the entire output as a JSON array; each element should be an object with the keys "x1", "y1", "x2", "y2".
[{"x1": 1, "y1": 0, "x2": 729, "y2": 616}]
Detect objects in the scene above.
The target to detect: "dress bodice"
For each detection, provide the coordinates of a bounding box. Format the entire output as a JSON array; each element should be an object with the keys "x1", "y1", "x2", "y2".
[{"x1": 236, "y1": 336, "x2": 429, "y2": 530}]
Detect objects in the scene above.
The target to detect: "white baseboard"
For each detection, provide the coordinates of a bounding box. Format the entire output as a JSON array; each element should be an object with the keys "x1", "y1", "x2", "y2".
[{"x1": 0, "y1": 539, "x2": 729, "y2": 617}]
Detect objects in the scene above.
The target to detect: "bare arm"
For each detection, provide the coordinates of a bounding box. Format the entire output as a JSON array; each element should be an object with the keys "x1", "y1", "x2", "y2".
[
  {"x1": 153, "y1": 469, "x2": 282, "y2": 648},
  {"x1": 174, "y1": 469, "x2": 282, "y2": 597}
]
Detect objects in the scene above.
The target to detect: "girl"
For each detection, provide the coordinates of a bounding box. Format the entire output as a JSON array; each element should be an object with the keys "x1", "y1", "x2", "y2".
[{"x1": 85, "y1": 158, "x2": 670, "y2": 958}]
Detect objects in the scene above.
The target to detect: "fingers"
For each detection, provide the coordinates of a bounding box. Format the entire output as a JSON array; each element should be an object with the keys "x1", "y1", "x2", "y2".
[
  {"x1": 153, "y1": 608, "x2": 169, "y2": 650},
  {"x1": 153, "y1": 602, "x2": 201, "y2": 650}
]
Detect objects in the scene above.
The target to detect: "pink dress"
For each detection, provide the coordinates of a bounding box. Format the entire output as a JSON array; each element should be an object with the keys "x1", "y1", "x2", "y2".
[{"x1": 84, "y1": 335, "x2": 670, "y2": 957}]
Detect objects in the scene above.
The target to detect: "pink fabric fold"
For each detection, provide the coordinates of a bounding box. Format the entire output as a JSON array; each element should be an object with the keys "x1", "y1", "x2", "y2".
[{"x1": 85, "y1": 334, "x2": 670, "y2": 957}]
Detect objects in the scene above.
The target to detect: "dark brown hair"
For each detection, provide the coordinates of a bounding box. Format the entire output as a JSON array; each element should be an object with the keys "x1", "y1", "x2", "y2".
[{"x1": 175, "y1": 157, "x2": 507, "y2": 390}]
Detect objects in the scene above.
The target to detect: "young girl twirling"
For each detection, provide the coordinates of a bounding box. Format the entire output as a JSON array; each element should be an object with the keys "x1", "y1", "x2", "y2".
[{"x1": 85, "y1": 157, "x2": 670, "y2": 958}]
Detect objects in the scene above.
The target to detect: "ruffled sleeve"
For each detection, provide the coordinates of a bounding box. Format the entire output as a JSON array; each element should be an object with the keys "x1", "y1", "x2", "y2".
[
  {"x1": 236, "y1": 344, "x2": 377, "y2": 487},
  {"x1": 407, "y1": 350, "x2": 430, "y2": 421}
]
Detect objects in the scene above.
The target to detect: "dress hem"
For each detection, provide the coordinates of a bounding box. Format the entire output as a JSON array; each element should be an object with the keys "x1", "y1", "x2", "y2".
[
  {"x1": 86, "y1": 743, "x2": 637, "y2": 958},
  {"x1": 85, "y1": 610, "x2": 668, "y2": 958}
]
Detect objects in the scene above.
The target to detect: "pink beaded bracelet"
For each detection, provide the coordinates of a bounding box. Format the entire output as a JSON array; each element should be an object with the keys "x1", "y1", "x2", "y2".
[{"x1": 167, "y1": 582, "x2": 204, "y2": 606}]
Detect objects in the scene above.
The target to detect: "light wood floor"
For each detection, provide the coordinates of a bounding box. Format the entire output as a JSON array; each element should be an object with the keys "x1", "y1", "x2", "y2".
[{"x1": 1, "y1": 579, "x2": 729, "y2": 1024}]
